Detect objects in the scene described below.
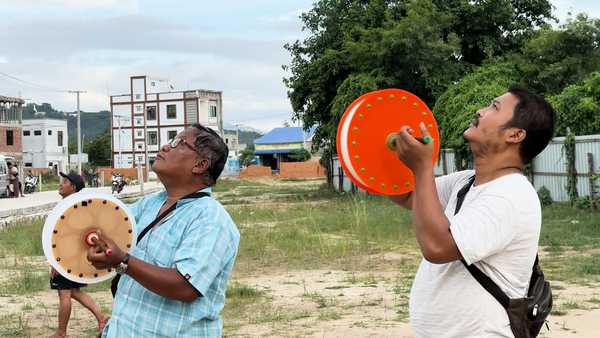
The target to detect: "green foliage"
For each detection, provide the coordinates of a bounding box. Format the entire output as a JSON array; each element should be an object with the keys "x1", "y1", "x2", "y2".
[
  {"x1": 517, "y1": 14, "x2": 600, "y2": 96},
  {"x1": 571, "y1": 196, "x2": 595, "y2": 210},
  {"x1": 238, "y1": 145, "x2": 256, "y2": 168},
  {"x1": 88, "y1": 125, "x2": 112, "y2": 166},
  {"x1": 537, "y1": 186, "x2": 553, "y2": 206},
  {"x1": 548, "y1": 72, "x2": 600, "y2": 137},
  {"x1": 432, "y1": 62, "x2": 521, "y2": 169},
  {"x1": 563, "y1": 131, "x2": 578, "y2": 203},
  {"x1": 284, "y1": 0, "x2": 553, "y2": 171},
  {"x1": 288, "y1": 149, "x2": 311, "y2": 162},
  {"x1": 431, "y1": 0, "x2": 554, "y2": 66}
]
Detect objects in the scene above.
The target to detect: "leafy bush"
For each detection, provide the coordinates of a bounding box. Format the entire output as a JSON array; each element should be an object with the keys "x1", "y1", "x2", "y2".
[
  {"x1": 572, "y1": 196, "x2": 594, "y2": 210},
  {"x1": 537, "y1": 186, "x2": 553, "y2": 206}
]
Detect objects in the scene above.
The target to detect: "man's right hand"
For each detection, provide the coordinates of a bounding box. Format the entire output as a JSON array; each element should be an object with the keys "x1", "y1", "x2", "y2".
[{"x1": 50, "y1": 267, "x2": 58, "y2": 278}]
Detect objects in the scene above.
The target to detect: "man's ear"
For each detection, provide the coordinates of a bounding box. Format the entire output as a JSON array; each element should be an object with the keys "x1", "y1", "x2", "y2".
[
  {"x1": 191, "y1": 158, "x2": 210, "y2": 175},
  {"x1": 506, "y1": 128, "x2": 526, "y2": 144}
]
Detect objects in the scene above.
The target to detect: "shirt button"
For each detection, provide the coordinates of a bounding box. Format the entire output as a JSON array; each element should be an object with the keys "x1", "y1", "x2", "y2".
[{"x1": 123, "y1": 295, "x2": 128, "y2": 300}]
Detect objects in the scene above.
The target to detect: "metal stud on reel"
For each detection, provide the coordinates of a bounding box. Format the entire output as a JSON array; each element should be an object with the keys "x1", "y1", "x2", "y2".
[
  {"x1": 42, "y1": 191, "x2": 138, "y2": 284},
  {"x1": 336, "y1": 89, "x2": 440, "y2": 195}
]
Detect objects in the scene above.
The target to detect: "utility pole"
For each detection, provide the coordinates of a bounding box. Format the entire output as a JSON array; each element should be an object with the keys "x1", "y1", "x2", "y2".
[{"x1": 69, "y1": 90, "x2": 87, "y2": 174}]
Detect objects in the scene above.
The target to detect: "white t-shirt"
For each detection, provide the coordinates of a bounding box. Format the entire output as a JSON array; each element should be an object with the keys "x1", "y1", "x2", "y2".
[{"x1": 409, "y1": 170, "x2": 541, "y2": 337}]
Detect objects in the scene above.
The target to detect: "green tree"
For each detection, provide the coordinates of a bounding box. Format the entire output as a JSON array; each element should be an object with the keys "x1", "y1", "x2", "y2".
[
  {"x1": 517, "y1": 13, "x2": 600, "y2": 96},
  {"x1": 431, "y1": 0, "x2": 554, "y2": 66},
  {"x1": 547, "y1": 72, "x2": 600, "y2": 137},
  {"x1": 88, "y1": 126, "x2": 112, "y2": 166},
  {"x1": 288, "y1": 149, "x2": 311, "y2": 162},
  {"x1": 284, "y1": 0, "x2": 553, "y2": 168},
  {"x1": 433, "y1": 62, "x2": 521, "y2": 169},
  {"x1": 238, "y1": 145, "x2": 256, "y2": 168}
]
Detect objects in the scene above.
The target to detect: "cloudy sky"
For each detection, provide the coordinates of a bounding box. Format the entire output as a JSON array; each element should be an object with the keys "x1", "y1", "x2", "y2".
[{"x1": 0, "y1": 0, "x2": 598, "y2": 133}]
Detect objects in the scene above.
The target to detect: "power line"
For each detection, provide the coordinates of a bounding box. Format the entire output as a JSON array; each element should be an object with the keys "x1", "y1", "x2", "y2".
[{"x1": 0, "y1": 71, "x2": 66, "y2": 92}]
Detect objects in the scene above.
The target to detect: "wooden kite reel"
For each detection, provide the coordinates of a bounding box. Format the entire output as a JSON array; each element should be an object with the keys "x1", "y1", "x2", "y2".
[
  {"x1": 42, "y1": 191, "x2": 138, "y2": 284},
  {"x1": 336, "y1": 89, "x2": 440, "y2": 195}
]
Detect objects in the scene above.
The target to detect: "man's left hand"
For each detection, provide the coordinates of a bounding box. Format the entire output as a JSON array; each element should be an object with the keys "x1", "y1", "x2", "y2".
[{"x1": 86, "y1": 231, "x2": 126, "y2": 270}]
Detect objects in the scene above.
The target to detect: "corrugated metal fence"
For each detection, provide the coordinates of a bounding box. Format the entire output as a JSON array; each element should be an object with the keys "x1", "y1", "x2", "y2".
[{"x1": 329, "y1": 135, "x2": 600, "y2": 204}]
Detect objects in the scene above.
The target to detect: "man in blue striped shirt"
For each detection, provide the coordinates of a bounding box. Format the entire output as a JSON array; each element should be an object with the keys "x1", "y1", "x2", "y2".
[{"x1": 88, "y1": 124, "x2": 240, "y2": 337}]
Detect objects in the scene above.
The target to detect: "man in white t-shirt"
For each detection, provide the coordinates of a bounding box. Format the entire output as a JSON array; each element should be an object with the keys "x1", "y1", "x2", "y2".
[{"x1": 389, "y1": 84, "x2": 556, "y2": 337}]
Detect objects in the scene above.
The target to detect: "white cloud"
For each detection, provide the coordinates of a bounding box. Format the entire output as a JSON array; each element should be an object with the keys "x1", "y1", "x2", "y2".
[{"x1": 0, "y1": 0, "x2": 138, "y2": 12}]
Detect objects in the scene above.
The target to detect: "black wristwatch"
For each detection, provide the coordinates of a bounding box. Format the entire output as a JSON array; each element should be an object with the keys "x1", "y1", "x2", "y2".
[{"x1": 115, "y1": 253, "x2": 130, "y2": 275}]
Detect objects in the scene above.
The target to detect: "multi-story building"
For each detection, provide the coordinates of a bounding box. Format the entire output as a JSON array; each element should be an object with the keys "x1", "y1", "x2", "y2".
[
  {"x1": 21, "y1": 118, "x2": 69, "y2": 173},
  {"x1": 0, "y1": 95, "x2": 24, "y2": 164},
  {"x1": 110, "y1": 76, "x2": 223, "y2": 171},
  {"x1": 223, "y1": 131, "x2": 247, "y2": 155}
]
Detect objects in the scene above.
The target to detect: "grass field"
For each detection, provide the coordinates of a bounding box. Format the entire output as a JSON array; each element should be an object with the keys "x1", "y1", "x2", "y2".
[{"x1": 0, "y1": 177, "x2": 599, "y2": 337}]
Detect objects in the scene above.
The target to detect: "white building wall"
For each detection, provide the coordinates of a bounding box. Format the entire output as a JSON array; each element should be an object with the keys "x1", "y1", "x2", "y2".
[
  {"x1": 22, "y1": 119, "x2": 69, "y2": 172},
  {"x1": 132, "y1": 78, "x2": 145, "y2": 102}
]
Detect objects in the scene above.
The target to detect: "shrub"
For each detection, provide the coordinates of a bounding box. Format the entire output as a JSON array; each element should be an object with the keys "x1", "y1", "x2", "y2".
[{"x1": 537, "y1": 186, "x2": 553, "y2": 206}]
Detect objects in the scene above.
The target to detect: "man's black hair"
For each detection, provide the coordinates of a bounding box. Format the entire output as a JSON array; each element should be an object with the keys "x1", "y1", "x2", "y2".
[
  {"x1": 500, "y1": 84, "x2": 556, "y2": 164},
  {"x1": 187, "y1": 124, "x2": 229, "y2": 186}
]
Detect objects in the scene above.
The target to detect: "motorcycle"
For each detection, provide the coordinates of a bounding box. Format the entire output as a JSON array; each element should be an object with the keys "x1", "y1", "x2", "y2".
[
  {"x1": 24, "y1": 174, "x2": 38, "y2": 194},
  {"x1": 111, "y1": 173, "x2": 126, "y2": 194}
]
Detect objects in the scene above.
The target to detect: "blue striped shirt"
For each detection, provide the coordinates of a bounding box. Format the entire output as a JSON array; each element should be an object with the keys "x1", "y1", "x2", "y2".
[{"x1": 102, "y1": 187, "x2": 240, "y2": 337}]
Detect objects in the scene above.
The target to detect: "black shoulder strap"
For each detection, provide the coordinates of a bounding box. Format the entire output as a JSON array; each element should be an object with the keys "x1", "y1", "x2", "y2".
[
  {"x1": 136, "y1": 191, "x2": 210, "y2": 244},
  {"x1": 454, "y1": 175, "x2": 511, "y2": 309}
]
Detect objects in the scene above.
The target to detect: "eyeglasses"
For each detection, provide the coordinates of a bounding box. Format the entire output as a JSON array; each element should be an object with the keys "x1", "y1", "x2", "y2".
[{"x1": 167, "y1": 138, "x2": 202, "y2": 156}]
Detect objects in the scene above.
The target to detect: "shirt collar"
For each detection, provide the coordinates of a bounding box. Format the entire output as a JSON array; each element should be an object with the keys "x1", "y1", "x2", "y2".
[{"x1": 156, "y1": 187, "x2": 212, "y2": 206}]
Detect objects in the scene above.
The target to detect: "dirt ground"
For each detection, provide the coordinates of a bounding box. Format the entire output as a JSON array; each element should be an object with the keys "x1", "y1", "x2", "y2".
[{"x1": 2, "y1": 177, "x2": 599, "y2": 337}]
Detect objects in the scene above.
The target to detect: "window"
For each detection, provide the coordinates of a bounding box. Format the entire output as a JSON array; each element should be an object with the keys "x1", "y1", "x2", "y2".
[
  {"x1": 167, "y1": 130, "x2": 177, "y2": 140},
  {"x1": 135, "y1": 94, "x2": 141, "y2": 99},
  {"x1": 137, "y1": 131, "x2": 142, "y2": 137},
  {"x1": 136, "y1": 118, "x2": 142, "y2": 125},
  {"x1": 137, "y1": 143, "x2": 143, "y2": 150},
  {"x1": 58, "y1": 131, "x2": 63, "y2": 146},
  {"x1": 147, "y1": 106, "x2": 156, "y2": 120},
  {"x1": 48, "y1": 130, "x2": 52, "y2": 136},
  {"x1": 148, "y1": 131, "x2": 157, "y2": 145},
  {"x1": 136, "y1": 106, "x2": 142, "y2": 112},
  {"x1": 209, "y1": 105, "x2": 217, "y2": 118},
  {"x1": 149, "y1": 156, "x2": 156, "y2": 167},
  {"x1": 23, "y1": 130, "x2": 30, "y2": 136},
  {"x1": 25, "y1": 163, "x2": 32, "y2": 167},
  {"x1": 34, "y1": 130, "x2": 41, "y2": 136},
  {"x1": 151, "y1": 81, "x2": 156, "y2": 86},
  {"x1": 6, "y1": 130, "x2": 13, "y2": 145},
  {"x1": 167, "y1": 105, "x2": 176, "y2": 119}
]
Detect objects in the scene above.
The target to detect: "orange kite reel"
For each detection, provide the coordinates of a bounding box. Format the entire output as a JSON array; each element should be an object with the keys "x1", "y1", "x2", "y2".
[{"x1": 336, "y1": 89, "x2": 440, "y2": 195}]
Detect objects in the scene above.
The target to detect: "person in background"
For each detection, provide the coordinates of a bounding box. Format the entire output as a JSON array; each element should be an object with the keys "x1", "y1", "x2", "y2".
[
  {"x1": 88, "y1": 168, "x2": 94, "y2": 187},
  {"x1": 7, "y1": 162, "x2": 19, "y2": 198},
  {"x1": 49, "y1": 172, "x2": 110, "y2": 338}
]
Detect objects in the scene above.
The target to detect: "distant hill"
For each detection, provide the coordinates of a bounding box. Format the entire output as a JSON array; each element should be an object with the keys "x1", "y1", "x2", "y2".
[
  {"x1": 22, "y1": 103, "x2": 110, "y2": 142},
  {"x1": 224, "y1": 129, "x2": 264, "y2": 146}
]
